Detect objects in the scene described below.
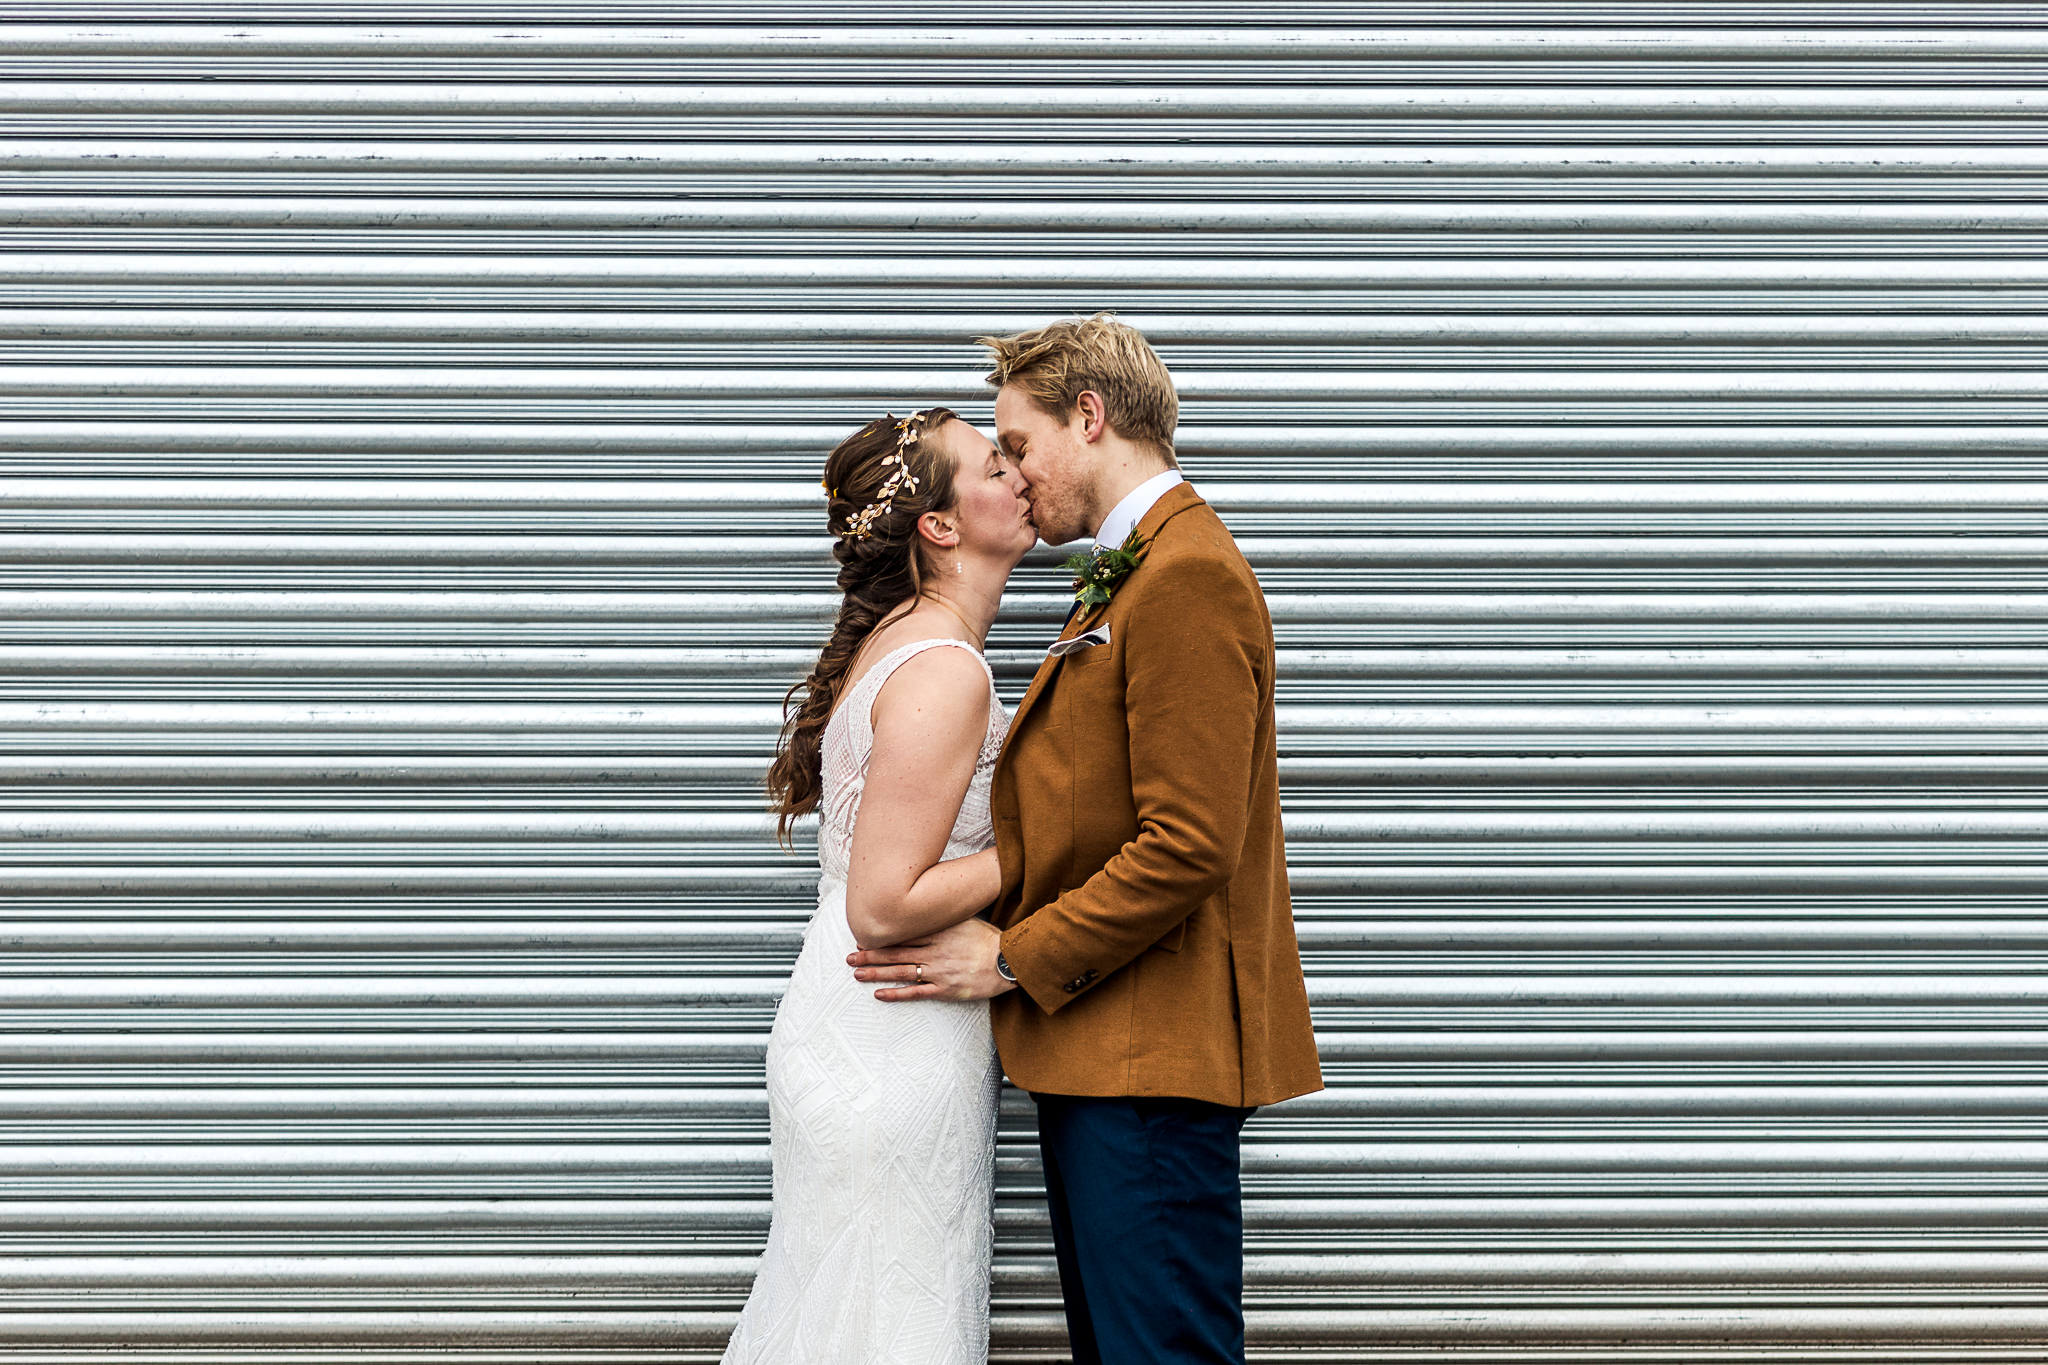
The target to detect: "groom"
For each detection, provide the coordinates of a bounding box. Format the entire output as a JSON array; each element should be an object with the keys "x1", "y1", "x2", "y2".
[{"x1": 849, "y1": 313, "x2": 1322, "y2": 1362}]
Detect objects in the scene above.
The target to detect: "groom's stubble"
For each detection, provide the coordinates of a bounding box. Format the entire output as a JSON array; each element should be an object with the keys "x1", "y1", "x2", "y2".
[{"x1": 994, "y1": 382, "x2": 1114, "y2": 547}]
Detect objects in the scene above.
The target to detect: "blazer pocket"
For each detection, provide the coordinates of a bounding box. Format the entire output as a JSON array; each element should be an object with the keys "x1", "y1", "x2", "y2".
[
  {"x1": 1046, "y1": 624, "x2": 1111, "y2": 658},
  {"x1": 1149, "y1": 919, "x2": 1187, "y2": 953}
]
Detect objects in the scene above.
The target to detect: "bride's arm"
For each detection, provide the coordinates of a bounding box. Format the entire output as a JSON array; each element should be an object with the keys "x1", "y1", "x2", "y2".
[
  {"x1": 843, "y1": 648, "x2": 1003, "y2": 950},
  {"x1": 850, "y1": 847, "x2": 1000, "y2": 952}
]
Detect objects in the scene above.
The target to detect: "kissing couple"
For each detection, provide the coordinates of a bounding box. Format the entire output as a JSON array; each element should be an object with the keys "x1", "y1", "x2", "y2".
[{"x1": 722, "y1": 314, "x2": 1322, "y2": 1364}]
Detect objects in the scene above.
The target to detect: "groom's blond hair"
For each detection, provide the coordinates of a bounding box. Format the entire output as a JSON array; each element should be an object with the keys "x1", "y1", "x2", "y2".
[{"x1": 978, "y1": 312, "x2": 1178, "y2": 464}]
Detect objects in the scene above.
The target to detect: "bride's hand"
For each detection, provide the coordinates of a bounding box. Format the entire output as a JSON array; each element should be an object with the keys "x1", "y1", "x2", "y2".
[{"x1": 849, "y1": 917, "x2": 1016, "y2": 1002}]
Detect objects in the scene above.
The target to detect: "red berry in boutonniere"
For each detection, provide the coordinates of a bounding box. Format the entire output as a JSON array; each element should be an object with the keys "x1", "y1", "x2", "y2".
[{"x1": 1064, "y1": 528, "x2": 1153, "y2": 608}]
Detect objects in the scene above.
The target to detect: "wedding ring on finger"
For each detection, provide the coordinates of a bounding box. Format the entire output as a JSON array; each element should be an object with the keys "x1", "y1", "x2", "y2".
[{"x1": 913, "y1": 963, "x2": 925, "y2": 985}]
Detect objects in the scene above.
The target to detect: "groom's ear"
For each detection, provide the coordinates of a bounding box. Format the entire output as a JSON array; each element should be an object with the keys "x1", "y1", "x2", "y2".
[{"x1": 1074, "y1": 390, "x2": 1108, "y2": 444}]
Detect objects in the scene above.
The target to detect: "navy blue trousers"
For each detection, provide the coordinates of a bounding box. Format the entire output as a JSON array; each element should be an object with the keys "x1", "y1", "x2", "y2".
[{"x1": 1031, "y1": 1092, "x2": 1255, "y2": 1365}]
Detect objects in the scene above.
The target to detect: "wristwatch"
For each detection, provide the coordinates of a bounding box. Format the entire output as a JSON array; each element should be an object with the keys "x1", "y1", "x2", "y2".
[{"x1": 995, "y1": 952, "x2": 1017, "y2": 984}]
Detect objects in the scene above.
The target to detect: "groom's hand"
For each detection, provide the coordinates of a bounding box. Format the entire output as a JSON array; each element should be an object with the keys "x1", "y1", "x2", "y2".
[{"x1": 848, "y1": 917, "x2": 1016, "y2": 1003}]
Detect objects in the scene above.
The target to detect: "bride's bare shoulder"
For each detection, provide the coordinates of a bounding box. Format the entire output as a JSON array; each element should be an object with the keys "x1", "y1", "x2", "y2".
[{"x1": 869, "y1": 641, "x2": 989, "y2": 730}]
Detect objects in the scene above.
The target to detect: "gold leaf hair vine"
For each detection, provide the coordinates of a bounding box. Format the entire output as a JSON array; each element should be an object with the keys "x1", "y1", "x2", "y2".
[{"x1": 836, "y1": 411, "x2": 927, "y2": 541}]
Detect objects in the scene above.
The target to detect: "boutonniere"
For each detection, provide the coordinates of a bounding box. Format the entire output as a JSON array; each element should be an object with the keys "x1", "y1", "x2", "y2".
[{"x1": 1064, "y1": 528, "x2": 1153, "y2": 608}]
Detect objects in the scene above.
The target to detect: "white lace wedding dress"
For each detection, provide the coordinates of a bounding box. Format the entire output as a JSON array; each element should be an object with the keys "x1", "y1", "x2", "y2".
[{"x1": 722, "y1": 637, "x2": 1008, "y2": 1365}]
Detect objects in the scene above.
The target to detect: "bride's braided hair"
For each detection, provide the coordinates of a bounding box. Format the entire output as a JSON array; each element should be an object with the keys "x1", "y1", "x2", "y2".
[{"x1": 767, "y1": 407, "x2": 961, "y2": 843}]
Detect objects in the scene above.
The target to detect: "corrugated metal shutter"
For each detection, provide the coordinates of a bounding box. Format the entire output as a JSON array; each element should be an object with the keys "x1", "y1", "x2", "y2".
[{"x1": 2, "y1": 5, "x2": 2045, "y2": 1360}]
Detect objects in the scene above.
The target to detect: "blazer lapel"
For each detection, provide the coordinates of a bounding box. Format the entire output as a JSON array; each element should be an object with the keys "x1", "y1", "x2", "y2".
[
  {"x1": 1003, "y1": 601, "x2": 1093, "y2": 745},
  {"x1": 1000, "y1": 481, "x2": 1208, "y2": 753}
]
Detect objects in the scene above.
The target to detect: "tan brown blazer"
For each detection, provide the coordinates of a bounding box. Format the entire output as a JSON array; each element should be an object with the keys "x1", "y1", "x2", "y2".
[{"x1": 989, "y1": 481, "x2": 1323, "y2": 1107}]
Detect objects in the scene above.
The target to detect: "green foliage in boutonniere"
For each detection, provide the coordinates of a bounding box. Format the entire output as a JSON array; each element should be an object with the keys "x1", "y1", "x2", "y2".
[{"x1": 1064, "y1": 528, "x2": 1154, "y2": 608}]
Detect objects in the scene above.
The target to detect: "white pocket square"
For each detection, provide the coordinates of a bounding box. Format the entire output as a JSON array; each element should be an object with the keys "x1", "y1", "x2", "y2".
[{"x1": 1047, "y1": 624, "x2": 1111, "y2": 658}]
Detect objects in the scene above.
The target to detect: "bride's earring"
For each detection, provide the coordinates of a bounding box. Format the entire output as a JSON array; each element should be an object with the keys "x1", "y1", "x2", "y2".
[{"x1": 954, "y1": 555, "x2": 963, "y2": 576}]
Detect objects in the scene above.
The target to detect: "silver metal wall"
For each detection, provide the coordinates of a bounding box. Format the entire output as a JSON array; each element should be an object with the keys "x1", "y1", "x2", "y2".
[{"x1": 2, "y1": 6, "x2": 2046, "y2": 1361}]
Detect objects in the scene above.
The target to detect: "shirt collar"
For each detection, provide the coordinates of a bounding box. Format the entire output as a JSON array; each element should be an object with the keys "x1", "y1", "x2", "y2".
[{"x1": 1091, "y1": 468, "x2": 1185, "y2": 551}]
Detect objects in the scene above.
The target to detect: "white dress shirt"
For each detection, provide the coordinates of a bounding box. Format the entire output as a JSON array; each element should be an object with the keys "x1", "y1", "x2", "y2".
[{"x1": 1091, "y1": 468, "x2": 1185, "y2": 551}]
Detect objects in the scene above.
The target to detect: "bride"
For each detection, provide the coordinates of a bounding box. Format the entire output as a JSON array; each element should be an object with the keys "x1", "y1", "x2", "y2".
[{"x1": 724, "y1": 406, "x2": 1037, "y2": 1362}]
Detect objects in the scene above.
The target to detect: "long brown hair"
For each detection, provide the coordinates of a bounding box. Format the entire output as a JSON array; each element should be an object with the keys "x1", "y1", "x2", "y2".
[{"x1": 767, "y1": 407, "x2": 961, "y2": 842}]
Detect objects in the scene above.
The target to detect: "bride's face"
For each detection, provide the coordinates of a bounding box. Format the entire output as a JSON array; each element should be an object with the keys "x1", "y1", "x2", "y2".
[{"x1": 929, "y1": 418, "x2": 1036, "y2": 569}]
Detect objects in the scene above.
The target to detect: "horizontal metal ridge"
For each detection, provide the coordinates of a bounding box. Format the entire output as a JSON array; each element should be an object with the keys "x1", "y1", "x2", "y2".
[{"x1": 1, "y1": 23, "x2": 2046, "y2": 59}]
